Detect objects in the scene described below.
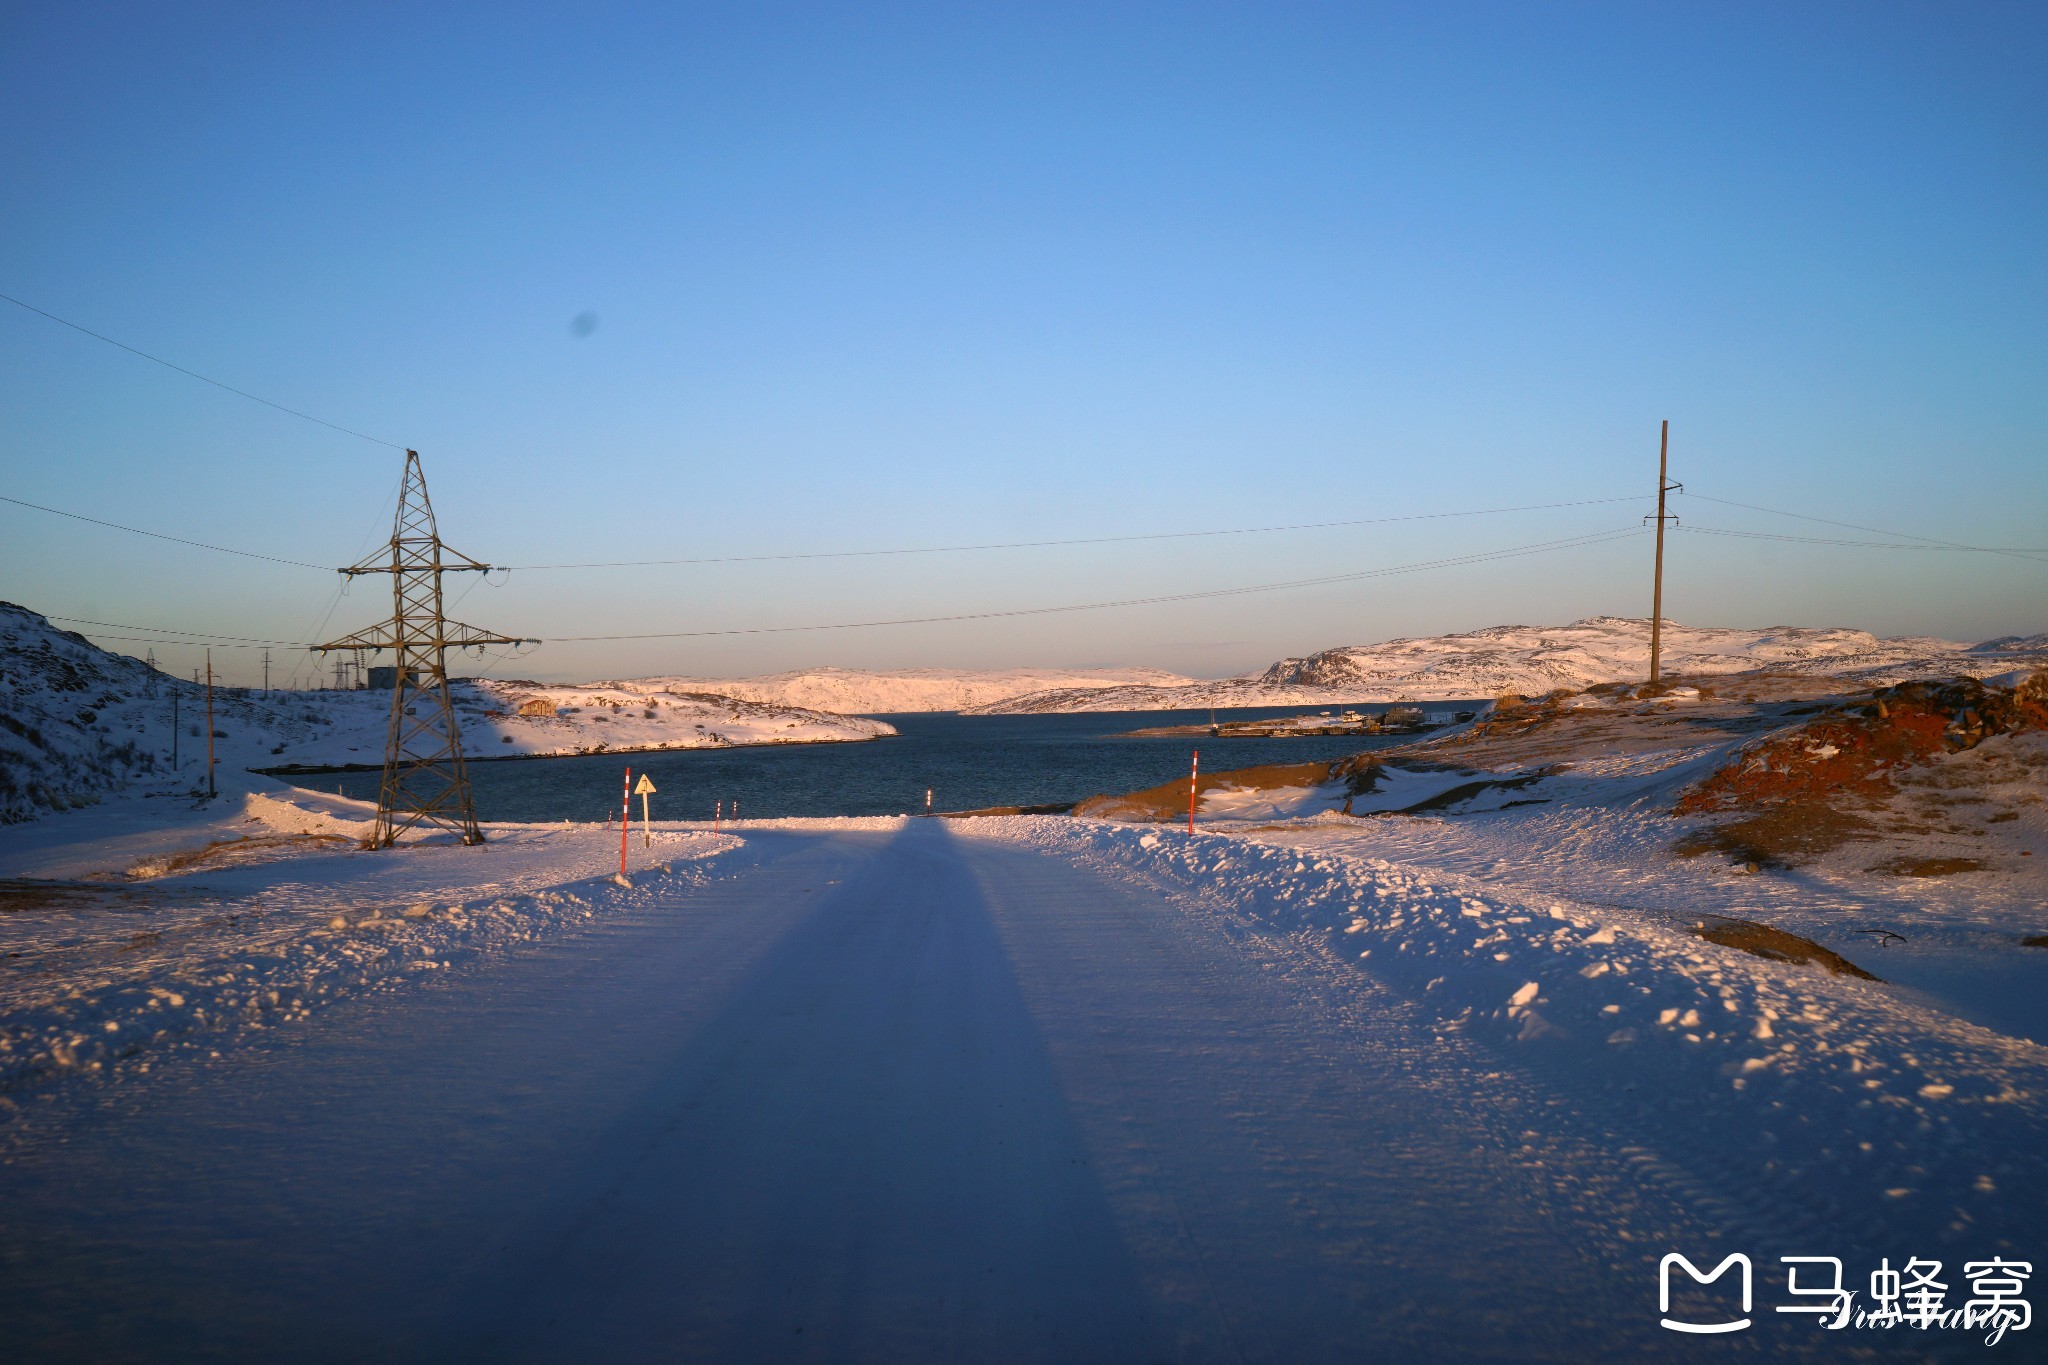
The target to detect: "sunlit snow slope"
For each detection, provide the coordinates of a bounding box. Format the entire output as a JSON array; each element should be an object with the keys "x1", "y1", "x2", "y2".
[
  {"x1": 974, "y1": 616, "x2": 2048, "y2": 712},
  {"x1": 632, "y1": 665, "x2": 1195, "y2": 714}
]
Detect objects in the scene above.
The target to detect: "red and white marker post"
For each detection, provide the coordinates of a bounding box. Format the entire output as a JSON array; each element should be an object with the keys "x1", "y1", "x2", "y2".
[
  {"x1": 1188, "y1": 748, "x2": 1200, "y2": 835},
  {"x1": 619, "y1": 766, "x2": 632, "y2": 877}
]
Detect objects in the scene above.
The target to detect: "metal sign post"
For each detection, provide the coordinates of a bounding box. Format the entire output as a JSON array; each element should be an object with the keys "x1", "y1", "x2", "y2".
[{"x1": 635, "y1": 772, "x2": 656, "y2": 847}]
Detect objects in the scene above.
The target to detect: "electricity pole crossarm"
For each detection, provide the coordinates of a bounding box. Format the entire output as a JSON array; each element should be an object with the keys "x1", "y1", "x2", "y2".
[
  {"x1": 309, "y1": 621, "x2": 535, "y2": 654},
  {"x1": 435, "y1": 620, "x2": 535, "y2": 650},
  {"x1": 337, "y1": 548, "x2": 493, "y2": 577},
  {"x1": 309, "y1": 627, "x2": 402, "y2": 654}
]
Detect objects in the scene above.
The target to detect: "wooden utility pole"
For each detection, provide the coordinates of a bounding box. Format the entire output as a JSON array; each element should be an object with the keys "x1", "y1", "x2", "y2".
[
  {"x1": 204, "y1": 648, "x2": 217, "y2": 798},
  {"x1": 1648, "y1": 420, "x2": 1680, "y2": 686}
]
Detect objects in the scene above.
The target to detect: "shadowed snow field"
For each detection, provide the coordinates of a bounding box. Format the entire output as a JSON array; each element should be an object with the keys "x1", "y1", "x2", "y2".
[{"x1": 1, "y1": 812, "x2": 2040, "y2": 1361}]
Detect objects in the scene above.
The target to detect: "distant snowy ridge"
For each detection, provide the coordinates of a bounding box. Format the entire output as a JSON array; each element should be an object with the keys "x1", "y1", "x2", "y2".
[
  {"x1": 971, "y1": 616, "x2": 2048, "y2": 713},
  {"x1": 0, "y1": 603, "x2": 891, "y2": 823},
  {"x1": 614, "y1": 665, "x2": 1195, "y2": 715}
]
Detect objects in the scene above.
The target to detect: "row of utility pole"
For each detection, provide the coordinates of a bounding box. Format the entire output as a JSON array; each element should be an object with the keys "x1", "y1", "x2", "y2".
[
  {"x1": 144, "y1": 649, "x2": 365, "y2": 692},
  {"x1": 161, "y1": 651, "x2": 217, "y2": 796}
]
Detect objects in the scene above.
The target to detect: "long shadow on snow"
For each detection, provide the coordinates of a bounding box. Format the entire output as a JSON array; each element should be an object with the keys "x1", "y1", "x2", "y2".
[{"x1": 460, "y1": 818, "x2": 1166, "y2": 1365}]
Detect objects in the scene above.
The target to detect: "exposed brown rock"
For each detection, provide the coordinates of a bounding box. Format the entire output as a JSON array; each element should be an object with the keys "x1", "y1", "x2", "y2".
[{"x1": 1687, "y1": 914, "x2": 1880, "y2": 980}]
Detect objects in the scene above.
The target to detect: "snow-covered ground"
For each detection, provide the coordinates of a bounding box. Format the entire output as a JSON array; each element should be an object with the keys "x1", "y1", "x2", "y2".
[
  {"x1": 1, "y1": 603, "x2": 891, "y2": 822},
  {"x1": 625, "y1": 663, "x2": 1195, "y2": 713},
  {"x1": 973, "y1": 615, "x2": 2048, "y2": 712},
  {"x1": 0, "y1": 777, "x2": 759, "y2": 1091},
  {"x1": 974, "y1": 815, "x2": 2048, "y2": 1246},
  {"x1": 1103, "y1": 675, "x2": 2048, "y2": 1045},
  {"x1": 6, "y1": 604, "x2": 2045, "y2": 1356},
  {"x1": 2, "y1": 799, "x2": 2040, "y2": 1358}
]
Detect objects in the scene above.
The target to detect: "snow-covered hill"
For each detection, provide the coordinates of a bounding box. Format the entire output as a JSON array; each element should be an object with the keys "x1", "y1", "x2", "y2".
[
  {"x1": 971, "y1": 616, "x2": 2048, "y2": 713},
  {"x1": 0, "y1": 604, "x2": 892, "y2": 823},
  {"x1": 618, "y1": 665, "x2": 1194, "y2": 715}
]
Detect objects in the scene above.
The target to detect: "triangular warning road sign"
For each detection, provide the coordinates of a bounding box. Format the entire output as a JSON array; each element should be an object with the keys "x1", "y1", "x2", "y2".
[{"x1": 633, "y1": 774, "x2": 657, "y2": 795}]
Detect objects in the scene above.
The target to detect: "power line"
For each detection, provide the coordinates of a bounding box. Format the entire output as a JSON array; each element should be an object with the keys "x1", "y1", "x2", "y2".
[
  {"x1": 46, "y1": 615, "x2": 302, "y2": 646},
  {"x1": 1681, "y1": 524, "x2": 2048, "y2": 560},
  {"x1": 283, "y1": 582, "x2": 349, "y2": 690},
  {"x1": 0, "y1": 494, "x2": 331, "y2": 570},
  {"x1": 68, "y1": 633, "x2": 280, "y2": 652},
  {"x1": 55, "y1": 490, "x2": 2041, "y2": 657},
  {"x1": 23, "y1": 468, "x2": 2036, "y2": 583},
  {"x1": 32, "y1": 476, "x2": 2041, "y2": 659},
  {"x1": 284, "y1": 469, "x2": 411, "y2": 689},
  {"x1": 1, "y1": 291, "x2": 405, "y2": 449},
  {"x1": 0, "y1": 486, "x2": 1650, "y2": 573},
  {"x1": 547, "y1": 526, "x2": 1651, "y2": 641},
  {"x1": 6, "y1": 283, "x2": 2033, "y2": 580},
  {"x1": 46, "y1": 526, "x2": 1647, "y2": 651},
  {"x1": 500, "y1": 495, "x2": 1654, "y2": 569},
  {"x1": 1677, "y1": 490, "x2": 2048, "y2": 564},
  {"x1": 61, "y1": 506, "x2": 2031, "y2": 658}
]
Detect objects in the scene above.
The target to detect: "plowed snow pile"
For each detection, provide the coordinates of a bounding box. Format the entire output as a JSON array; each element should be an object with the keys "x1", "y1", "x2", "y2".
[
  {"x1": 1069, "y1": 666, "x2": 2048, "y2": 1048},
  {"x1": 969, "y1": 812, "x2": 2048, "y2": 1259},
  {"x1": 966, "y1": 667, "x2": 2048, "y2": 1264}
]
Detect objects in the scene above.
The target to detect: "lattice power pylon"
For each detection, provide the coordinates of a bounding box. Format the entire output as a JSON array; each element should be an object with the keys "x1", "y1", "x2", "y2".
[{"x1": 315, "y1": 451, "x2": 531, "y2": 848}]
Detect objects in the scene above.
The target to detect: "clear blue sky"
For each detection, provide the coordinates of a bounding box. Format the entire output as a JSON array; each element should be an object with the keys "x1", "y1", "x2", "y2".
[{"x1": 3, "y1": 2, "x2": 2042, "y2": 685}]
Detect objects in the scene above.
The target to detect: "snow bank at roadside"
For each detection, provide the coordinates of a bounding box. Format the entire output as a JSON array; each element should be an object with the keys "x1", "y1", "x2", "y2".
[
  {"x1": 973, "y1": 815, "x2": 2048, "y2": 1251},
  {"x1": 240, "y1": 781, "x2": 378, "y2": 839},
  {"x1": 0, "y1": 830, "x2": 745, "y2": 1097}
]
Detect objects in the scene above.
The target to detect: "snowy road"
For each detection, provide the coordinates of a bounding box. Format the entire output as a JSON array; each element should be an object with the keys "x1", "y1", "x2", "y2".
[{"x1": 1, "y1": 823, "x2": 1917, "y2": 1361}]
